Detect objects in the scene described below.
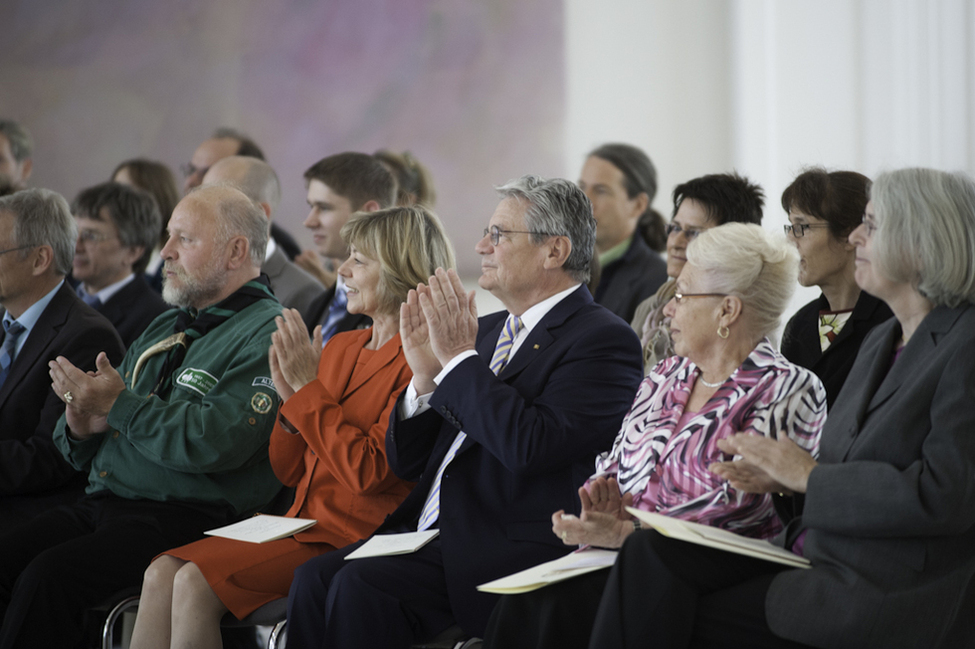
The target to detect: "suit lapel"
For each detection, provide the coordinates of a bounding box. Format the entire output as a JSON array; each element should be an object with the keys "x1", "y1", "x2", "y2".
[
  {"x1": 0, "y1": 285, "x2": 71, "y2": 409},
  {"x1": 345, "y1": 333, "x2": 403, "y2": 395},
  {"x1": 865, "y1": 306, "x2": 958, "y2": 416},
  {"x1": 455, "y1": 286, "x2": 590, "y2": 454},
  {"x1": 493, "y1": 285, "x2": 589, "y2": 381}
]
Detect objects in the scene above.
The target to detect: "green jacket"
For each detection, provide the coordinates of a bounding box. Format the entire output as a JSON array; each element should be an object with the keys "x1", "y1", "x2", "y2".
[{"x1": 54, "y1": 285, "x2": 283, "y2": 515}]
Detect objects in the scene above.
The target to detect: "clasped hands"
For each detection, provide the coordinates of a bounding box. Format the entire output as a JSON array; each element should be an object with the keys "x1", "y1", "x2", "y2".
[
  {"x1": 709, "y1": 432, "x2": 818, "y2": 495},
  {"x1": 269, "y1": 308, "x2": 322, "y2": 402},
  {"x1": 552, "y1": 476, "x2": 635, "y2": 549},
  {"x1": 49, "y1": 352, "x2": 126, "y2": 440},
  {"x1": 400, "y1": 268, "x2": 478, "y2": 394}
]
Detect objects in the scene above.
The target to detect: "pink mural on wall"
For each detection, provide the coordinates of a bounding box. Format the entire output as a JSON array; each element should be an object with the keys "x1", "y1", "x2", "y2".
[{"x1": 0, "y1": 0, "x2": 564, "y2": 276}]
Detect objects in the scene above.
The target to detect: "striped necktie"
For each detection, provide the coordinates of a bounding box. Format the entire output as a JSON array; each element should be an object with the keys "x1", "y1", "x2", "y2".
[
  {"x1": 0, "y1": 320, "x2": 26, "y2": 388},
  {"x1": 417, "y1": 314, "x2": 524, "y2": 531}
]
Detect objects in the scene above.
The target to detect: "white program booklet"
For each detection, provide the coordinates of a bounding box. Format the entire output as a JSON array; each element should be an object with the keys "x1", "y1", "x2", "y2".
[
  {"x1": 626, "y1": 508, "x2": 810, "y2": 569},
  {"x1": 345, "y1": 530, "x2": 440, "y2": 560},
  {"x1": 476, "y1": 548, "x2": 619, "y2": 594},
  {"x1": 205, "y1": 515, "x2": 317, "y2": 544}
]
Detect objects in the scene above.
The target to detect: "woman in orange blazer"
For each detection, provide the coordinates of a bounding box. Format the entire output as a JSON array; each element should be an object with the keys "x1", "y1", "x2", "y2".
[{"x1": 129, "y1": 206, "x2": 456, "y2": 648}]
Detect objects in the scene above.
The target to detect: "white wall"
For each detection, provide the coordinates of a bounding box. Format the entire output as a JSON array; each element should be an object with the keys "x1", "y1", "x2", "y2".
[{"x1": 563, "y1": 0, "x2": 975, "y2": 329}]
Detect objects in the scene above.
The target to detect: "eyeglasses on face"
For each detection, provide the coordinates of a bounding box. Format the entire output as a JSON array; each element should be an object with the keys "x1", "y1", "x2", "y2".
[
  {"x1": 665, "y1": 222, "x2": 704, "y2": 239},
  {"x1": 783, "y1": 223, "x2": 831, "y2": 238},
  {"x1": 482, "y1": 225, "x2": 554, "y2": 246},
  {"x1": 0, "y1": 245, "x2": 32, "y2": 257},
  {"x1": 861, "y1": 215, "x2": 877, "y2": 236},
  {"x1": 77, "y1": 230, "x2": 115, "y2": 244},
  {"x1": 673, "y1": 291, "x2": 728, "y2": 305},
  {"x1": 180, "y1": 163, "x2": 208, "y2": 179}
]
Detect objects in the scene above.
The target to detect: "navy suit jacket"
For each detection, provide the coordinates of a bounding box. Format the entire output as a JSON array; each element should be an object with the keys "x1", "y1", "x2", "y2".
[
  {"x1": 381, "y1": 285, "x2": 643, "y2": 635},
  {"x1": 0, "y1": 283, "x2": 124, "y2": 524}
]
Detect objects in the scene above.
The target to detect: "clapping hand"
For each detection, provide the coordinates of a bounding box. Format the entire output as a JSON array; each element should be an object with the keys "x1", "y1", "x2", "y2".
[
  {"x1": 269, "y1": 309, "x2": 321, "y2": 402},
  {"x1": 710, "y1": 433, "x2": 817, "y2": 494},
  {"x1": 552, "y1": 477, "x2": 635, "y2": 549}
]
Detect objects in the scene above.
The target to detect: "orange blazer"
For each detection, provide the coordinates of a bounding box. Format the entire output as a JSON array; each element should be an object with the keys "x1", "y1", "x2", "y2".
[{"x1": 270, "y1": 328, "x2": 413, "y2": 549}]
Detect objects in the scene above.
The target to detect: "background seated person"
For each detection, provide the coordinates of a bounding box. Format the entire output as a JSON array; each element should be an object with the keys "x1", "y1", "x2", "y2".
[
  {"x1": 484, "y1": 222, "x2": 826, "y2": 649},
  {"x1": 0, "y1": 185, "x2": 283, "y2": 649},
  {"x1": 129, "y1": 205, "x2": 456, "y2": 648},
  {"x1": 72, "y1": 181, "x2": 170, "y2": 349},
  {"x1": 780, "y1": 167, "x2": 892, "y2": 407},
  {"x1": 590, "y1": 168, "x2": 975, "y2": 649},
  {"x1": 112, "y1": 157, "x2": 181, "y2": 293},
  {"x1": 631, "y1": 173, "x2": 764, "y2": 373}
]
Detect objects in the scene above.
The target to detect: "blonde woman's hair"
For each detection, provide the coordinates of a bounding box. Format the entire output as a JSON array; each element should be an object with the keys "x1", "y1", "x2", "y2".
[
  {"x1": 340, "y1": 205, "x2": 456, "y2": 316},
  {"x1": 686, "y1": 222, "x2": 798, "y2": 338}
]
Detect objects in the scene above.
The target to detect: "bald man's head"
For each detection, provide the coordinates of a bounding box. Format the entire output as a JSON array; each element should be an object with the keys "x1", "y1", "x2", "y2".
[{"x1": 203, "y1": 156, "x2": 281, "y2": 220}]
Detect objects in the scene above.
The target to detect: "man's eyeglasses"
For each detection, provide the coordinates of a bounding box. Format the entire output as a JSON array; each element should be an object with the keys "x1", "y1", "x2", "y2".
[
  {"x1": 783, "y1": 223, "x2": 831, "y2": 238},
  {"x1": 77, "y1": 230, "x2": 115, "y2": 244},
  {"x1": 0, "y1": 245, "x2": 32, "y2": 257},
  {"x1": 673, "y1": 291, "x2": 727, "y2": 305},
  {"x1": 180, "y1": 163, "x2": 208, "y2": 179},
  {"x1": 482, "y1": 225, "x2": 553, "y2": 246},
  {"x1": 665, "y1": 223, "x2": 704, "y2": 239}
]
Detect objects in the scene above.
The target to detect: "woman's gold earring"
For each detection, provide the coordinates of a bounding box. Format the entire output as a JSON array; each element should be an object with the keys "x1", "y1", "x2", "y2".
[{"x1": 717, "y1": 325, "x2": 730, "y2": 339}]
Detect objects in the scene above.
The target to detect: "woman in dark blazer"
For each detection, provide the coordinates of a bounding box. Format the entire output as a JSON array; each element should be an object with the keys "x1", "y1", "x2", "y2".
[
  {"x1": 588, "y1": 168, "x2": 975, "y2": 648},
  {"x1": 779, "y1": 168, "x2": 892, "y2": 407}
]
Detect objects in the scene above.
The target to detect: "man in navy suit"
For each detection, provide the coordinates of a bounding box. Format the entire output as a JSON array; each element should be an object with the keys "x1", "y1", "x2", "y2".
[
  {"x1": 72, "y1": 182, "x2": 169, "y2": 349},
  {"x1": 286, "y1": 175, "x2": 644, "y2": 647},
  {"x1": 0, "y1": 188, "x2": 124, "y2": 526}
]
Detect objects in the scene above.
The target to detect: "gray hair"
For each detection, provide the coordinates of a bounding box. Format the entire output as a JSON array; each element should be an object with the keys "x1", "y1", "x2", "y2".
[
  {"x1": 0, "y1": 120, "x2": 33, "y2": 162},
  {"x1": 870, "y1": 168, "x2": 975, "y2": 307},
  {"x1": 189, "y1": 183, "x2": 269, "y2": 267},
  {"x1": 0, "y1": 188, "x2": 77, "y2": 275},
  {"x1": 686, "y1": 222, "x2": 798, "y2": 338},
  {"x1": 495, "y1": 175, "x2": 595, "y2": 283}
]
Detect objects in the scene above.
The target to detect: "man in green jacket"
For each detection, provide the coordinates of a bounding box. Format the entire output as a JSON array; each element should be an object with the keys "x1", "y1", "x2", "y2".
[{"x1": 0, "y1": 184, "x2": 284, "y2": 649}]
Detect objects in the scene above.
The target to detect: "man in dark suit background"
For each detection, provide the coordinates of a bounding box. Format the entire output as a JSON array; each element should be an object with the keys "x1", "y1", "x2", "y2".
[
  {"x1": 0, "y1": 188, "x2": 124, "y2": 526},
  {"x1": 286, "y1": 175, "x2": 644, "y2": 647},
  {"x1": 300, "y1": 152, "x2": 395, "y2": 342},
  {"x1": 201, "y1": 155, "x2": 325, "y2": 323},
  {"x1": 72, "y1": 181, "x2": 170, "y2": 349}
]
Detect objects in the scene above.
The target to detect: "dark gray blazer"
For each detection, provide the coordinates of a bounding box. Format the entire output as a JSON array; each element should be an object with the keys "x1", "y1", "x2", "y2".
[
  {"x1": 263, "y1": 246, "x2": 325, "y2": 324},
  {"x1": 767, "y1": 304, "x2": 975, "y2": 648}
]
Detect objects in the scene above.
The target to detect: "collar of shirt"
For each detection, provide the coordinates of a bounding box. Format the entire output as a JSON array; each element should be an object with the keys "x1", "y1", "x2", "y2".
[
  {"x1": 598, "y1": 234, "x2": 632, "y2": 268},
  {"x1": 264, "y1": 237, "x2": 277, "y2": 262},
  {"x1": 3, "y1": 279, "x2": 65, "y2": 356},
  {"x1": 88, "y1": 273, "x2": 135, "y2": 304}
]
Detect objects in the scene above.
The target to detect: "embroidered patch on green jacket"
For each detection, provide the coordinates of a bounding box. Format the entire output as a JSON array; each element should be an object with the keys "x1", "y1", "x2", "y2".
[
  {"x1": 251, "y1": 392, "x2": 273, "y2": 414},
  {"x1": 175, "y1": 368, "x2": 219, "y2": 396}
]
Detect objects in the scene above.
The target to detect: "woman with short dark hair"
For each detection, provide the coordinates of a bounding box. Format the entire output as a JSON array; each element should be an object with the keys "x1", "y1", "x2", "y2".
[{"x1": 780, "y1": 167, "x2": 892, "y2": 407}]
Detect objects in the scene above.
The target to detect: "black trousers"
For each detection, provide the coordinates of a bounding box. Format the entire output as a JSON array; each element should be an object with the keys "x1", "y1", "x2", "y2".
[
  {"x1": 484, "y1": 566, "x2": 610, "y2": 649},
  {"x1": 287, "y1": 537, "x2": 458, "y2": 649},
  {"x1": 589, "y1": 530, "x2": 816, "y2": 649},
  {"x1": 0, "y1": 491, "x2": 232, "y2": 649}
]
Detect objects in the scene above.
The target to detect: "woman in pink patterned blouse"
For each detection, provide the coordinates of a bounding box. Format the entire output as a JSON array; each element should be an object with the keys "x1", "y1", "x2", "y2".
[{"x1": 484, "y1": 222, "x2": 827, "y2": 649}]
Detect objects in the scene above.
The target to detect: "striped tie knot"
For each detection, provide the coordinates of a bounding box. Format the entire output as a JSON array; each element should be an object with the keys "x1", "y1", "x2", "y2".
[{"x1": 489, "y1": 315, "x2": 523, "y2": 375}]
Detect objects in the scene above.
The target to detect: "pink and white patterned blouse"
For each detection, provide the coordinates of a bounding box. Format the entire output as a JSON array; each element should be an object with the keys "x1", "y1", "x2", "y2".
[{"x1": 595, "y1": 339, "x2": 826, "y2": 540}]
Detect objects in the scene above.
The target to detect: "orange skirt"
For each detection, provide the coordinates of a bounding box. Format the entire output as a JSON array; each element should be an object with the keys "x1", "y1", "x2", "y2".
[{"x1": 163, "y1": 534, "x2": 335, "y2": 619}]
